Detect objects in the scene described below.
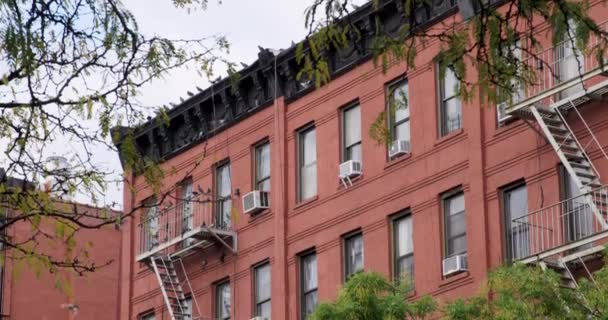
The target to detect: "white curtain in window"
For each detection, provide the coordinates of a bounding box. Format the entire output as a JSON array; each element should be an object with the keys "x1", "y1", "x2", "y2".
[
  {"x1": 303, "y1": 255, "x2": 317, "y2": 291},
  {"x1": 344, "y1": 105, "x2": 361, "y2": 148},
  {"x1": 397, "y1": 217, "x2": 413, "y2": 256},
  {"x1": 256, "y1": 264, "x2": 271, "y2": 303}
]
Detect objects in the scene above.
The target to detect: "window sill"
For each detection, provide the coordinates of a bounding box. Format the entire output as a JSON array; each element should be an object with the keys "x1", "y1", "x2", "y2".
[
  {"x1": 384, "y1": 153, "x2": 412, "y2": 170},
  {"x1": 337, "y1": 174, "x2": 363, "y2": 190},
  {"x1": 294, "y1": 196, "x2": 319, "y2": 210},
  {"x1": 435, "y1": 128, "x2": 464, "y2": 147},
  {"x1": 493, "y1": 118, "x2": 523, "y2": 137},
  {"x1": 247, "y1": 209, "x2": 271, "y2": 222},
  {"x1": 439, "y1": 270, "x2": 470, "y2": 287}
]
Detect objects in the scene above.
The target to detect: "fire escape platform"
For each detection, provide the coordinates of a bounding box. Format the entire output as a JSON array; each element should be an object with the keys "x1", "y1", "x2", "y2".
[
  {"x1": 136, "y1": 226, "x2": 236, "y2": 262},
  {"x1": 519, "y1": 229, "x2": 608, "y2": 265}
]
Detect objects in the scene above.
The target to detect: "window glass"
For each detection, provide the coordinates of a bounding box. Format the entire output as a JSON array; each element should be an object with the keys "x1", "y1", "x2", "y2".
[
  {"x1": 182, "y1": 297, "x2": 193, "y2": 320},
  {"x1": 394, "y1": 215, "x2": 414, "y2": 285},
  {"x1": 389, "y1": 80, "x2": 411, "y2": 144},
  {"x1": 299, "y1": 127, "x2": 317, "y2": 201},
  {"x1": 255, "y1": 143, "x2": 271, "y2": 191},
  {"x1": 344, "y1": 105, "x2": 361, "y2": 150},
  {"x1": 440, "y1": 67, "x2": 462, "y2": 135},
  {"x1": 216, "y1": 282, "x2": 231, "y2": 320},
  {"x1": 344, "y1": 233, "x2": 364, "y2": 278},
  {"x1": 301, "y1": 252, "x2": 318, "y2": 320},
  {"x1": 216, "y1": 163, "x2": 231, "y2": 228},
  {"x1": 255, "y1": 263, "x2": 271, "y2": 320},
  {"x1": 444, "y1": 192, "x2": 466, "y2": 257},
  {"x1": 141, "y1": 313, "x2": 155, "y2": 320},
  {"x1": 505, "y1": 184, "x2": 529, "y2": 260}
]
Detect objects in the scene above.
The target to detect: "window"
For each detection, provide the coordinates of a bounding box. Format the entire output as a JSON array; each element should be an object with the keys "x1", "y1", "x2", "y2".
[
  {"x1": 140, "y1": 312, "x2": 155, "y2": 320},
  {"x1": 388, "y1": 79, "x2": 410, "y2": 146},
  {"x1": 439, "y1": 66, "x2": 462, "y2": 136},
  {"x1": 497, "y1": 40, "x2": 524, "y2": 125},
  {"x1": 216, "y1": 162, "x2": 231, "y2": 229},
  {"x1": 300, "y1": 252, "x2": 318, "y2": 320},
  {"x1": 254, "y1": 263, "x2": 271, "y2": 320},
  {"x1": 556, "y1": 23, "x2": 584, "y2": 98},
  {"x1": 443, "y1": 191, "x2": 466, "y2": 258},
  {"x1": 393, "y1": 215, "x2": 414, "y2": 285},
  {"x1": 182, "y1": 296, "x2": 193, "y2": 320},
  {"x1": 255, "y1": 142, "x2": 271, "y2": 192},
  {"x1": 561, "y1": 167, "x2": 592, "y2": 243},
  {"x1": 298, "y1": 126, "x2": 317, "y2": 202},
  {"x1": 216, "y1": 281, "x2": 231, "y2": 320},
  {"x1": 344, "y1": 232, "x2": 364, "y2": 279},
  {"x1": 341, "y1": 104, "x2": 362, "y2": 163},
  {"x1": 179, "y1": 179, "x2": 194, "y2": 246},
  {"x1": 143, "y1": 197, "x2": 159, "y2": 252},
  {"x1": 503, "y1": 184, "x2": 528, "y2": 261}
]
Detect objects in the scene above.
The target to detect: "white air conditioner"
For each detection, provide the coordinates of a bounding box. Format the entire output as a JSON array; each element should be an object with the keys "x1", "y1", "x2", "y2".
[
  {"x1": 497, "y1": 102, "x2": 513, "y2": 123},
  {"x1": 339, "y1": 160, "x2": 362, "y2": 179},
  {"x1": 242, "y1": 190, "x2": 270, "y2": 215},
  {"x1": 388, "y1": 140, "x2": 410, "y2": 158},
  {"x1": 442, "y1": 254, "x2": 468, "y2": 277}
]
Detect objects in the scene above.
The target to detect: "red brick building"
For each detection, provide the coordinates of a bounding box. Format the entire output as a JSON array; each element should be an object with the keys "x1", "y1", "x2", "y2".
[
  {"x1": 116, "y1": 1, "x2": 608, "y2": 319},
  {"x1": 0, "y1": 173, "x2": 122, "y2": 320}
]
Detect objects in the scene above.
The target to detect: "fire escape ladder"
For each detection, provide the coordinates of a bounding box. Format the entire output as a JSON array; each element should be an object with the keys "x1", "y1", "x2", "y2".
[
  {"x1": 176, "y1": 257, "x2": 203, "y2": 319},
  {"x1": 151, "y1": 256, "x2": 188, "y2": 320},
  {"x1": 529, "y1": 104, "x2": 608, "y2": 230},
  {"x1": 539, "y1": 260, "x2": 578, "y2": 289}
]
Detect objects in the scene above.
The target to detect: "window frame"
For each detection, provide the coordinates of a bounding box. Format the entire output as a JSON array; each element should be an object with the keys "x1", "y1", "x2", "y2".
[
  {"x1": 215, "y1": 280, "x2": 231, "y2": 320},
  {"x1": 253, "y1": 262, "x2": 271, "y2": 319},
  {"x1": 139, "y1": 311, "x2": 155, "y2": 320},
  {"x1": 299, "y1": 250, "x2": 318, "y2": 320},
  {"x1": 297, "y1": 124, "x2": 317, "y2": 203},
  {"x1": 142, "y1": 196, "x2": 159, "y2": 252},
  {"x1": 441, "y1": 189, "x2": 466, "y2": 258},
  {"x1": 342, "y1": 231, "x2": 364, "y2": 280},
  {"x1": 215, "y1": 160, "x2": 231, "y2": 228},
  {"x1": 386, "y1": 78, "x2": 411, "y2": 144},
  {"x1": 340, "y1": 102, "x2": 362, "y2": 163},
  {"x1": 254, "y1": 140, "x2": 271, "y2": 192},
  {"x1": 392, "y1": 212, "x2": 414, "y2": 286},
  {"x1": 437, "y1": 64, "x2": 462, "y2": 136},
  {"x1": 500, "y1": 181, "x2": 529, "y2": 262}
]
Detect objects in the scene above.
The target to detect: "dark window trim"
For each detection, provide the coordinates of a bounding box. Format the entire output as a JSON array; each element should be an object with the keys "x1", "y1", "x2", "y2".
[
  {"x1": 437, "y1": 63, "x2": 461, "y2": 137},
  {"x1": 139, "y1": 310, "x2": 155, "y2": 320},
  {"x1": 386, "y1": 77, "x2": 410, "y2": 142},
  {"x1": 441, "y1": 187, "x2": 466, "y2": 258},
  {"x1": 340, "y1": 101, "x2": 361, "y2": 163},
  {"x1": 342, "y1": 229, "x2": 364, "y2": 281},
  {"x1": 253, "y1": 139, "x2": 271, "y2": 191},
  {"x1": 390, "y1": 211, "x2": 413, "y2": 284},
  {"x1": 297, "y1": 123, "x2": 317, "y2": 203},
  {"x1": 214, "y1": 279, "x2": 231, "y2": 320},
  {"x1": 252, "y1": 260, "x2": 271, "y2": 318},
  {"x1": 499, "y1": 180, "x2": 527, "y2": 263},
  {"x1": 298, "y1": 249, "x2": 317, "y2": 320}
]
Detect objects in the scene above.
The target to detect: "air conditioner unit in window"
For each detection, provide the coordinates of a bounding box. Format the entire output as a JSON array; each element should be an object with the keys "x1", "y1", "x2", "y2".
[
  {"x1": 442, "y1": 254, "x2": 468, "y2": 277},
  {"x1": 242, "y1": 190, "x2": 270, "y2": 215},
  {"x1": 339, "y1": 160, "x2": 362, "y2": 179},
  {"x1": 388, "y1": 140, "x2": 410, "y2": 158},
  {"x1": 497, "y1": 102, "x2": 513, "y2": 123}
]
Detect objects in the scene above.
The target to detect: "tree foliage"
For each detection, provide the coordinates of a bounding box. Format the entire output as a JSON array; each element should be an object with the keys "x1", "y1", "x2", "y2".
[
  {"x1": 310, "y1": 272, "x2": 437, "y2": 320},
  {"x1": 0, "y1": 0, "x2": 231, "y2": 276},
  {"x1": 301, "y1": 0, "x2": 608, "y2": 144}
]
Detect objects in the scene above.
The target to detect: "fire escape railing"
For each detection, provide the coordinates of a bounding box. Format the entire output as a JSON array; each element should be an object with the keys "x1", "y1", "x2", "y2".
[{"x1": 510, "y1": 185, "x2": 608, "y2": 263}]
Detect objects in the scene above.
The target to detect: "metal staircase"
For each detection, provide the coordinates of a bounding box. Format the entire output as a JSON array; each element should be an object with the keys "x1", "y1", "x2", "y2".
[
  {"x1": 528, "y1": 103, "x2": 608, "y2": 230},
  {"x1": 151, "y1": 256, "x2": 202, "y2": 320},
  {"x1": 539, "y1": 259, "x2": 578, "y2": 289}
]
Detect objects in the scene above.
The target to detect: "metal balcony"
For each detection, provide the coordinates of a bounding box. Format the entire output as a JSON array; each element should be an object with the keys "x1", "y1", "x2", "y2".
[
  {"x1": 506, "y1": 20, "x2": 608, "y2": 117},
  {"x1": 509, "y1": 185, "x2": 608, "y2": 264},
  {"x1": 137, "y1": 199, "x2": 237, "y2": 262}
]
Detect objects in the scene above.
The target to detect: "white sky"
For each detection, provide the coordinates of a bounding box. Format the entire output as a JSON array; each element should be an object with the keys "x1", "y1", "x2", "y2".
[{"x1": 98, "y1": 0, "x2": 314, "y2": 208}]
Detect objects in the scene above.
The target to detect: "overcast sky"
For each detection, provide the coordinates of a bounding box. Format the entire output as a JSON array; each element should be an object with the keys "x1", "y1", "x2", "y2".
[{"x1": 94, "y1": 0, "x2": 316, "y2": 208}]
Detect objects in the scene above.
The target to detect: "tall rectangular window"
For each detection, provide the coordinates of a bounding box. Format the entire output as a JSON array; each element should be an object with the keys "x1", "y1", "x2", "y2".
[
  {"x1": 561, "y1": 168, "x2": 592, "y2": 243},
  {"x1": 443, "y1": 191, "x2": 466, "y2": 257},
  {"x1": 556, "y1": 23, "x2": 584, "y2": 98},
  {"x1": 388, "y1": 79, "x2": 410, "y2": 146},
  {"x1": 503, "y1": 184, "x2": 528, "y2": 261},
  {"x1": 298, "y1": 126, "x2": 317, "y2": 202},
  {"x1": 439, "y1": 66, "x2": 462, "y2": 136},
  {"x1": 497, "y1": 40, "x2": 524, "y2": 125},
  {"x1": 255, "y1": 142, "x2": 271, "y2": 192},
  {"x1": 254, "y1": 263, "x2": 271, "y2": 320},
  {"x1": 182, "y1": 296, "x2": 193, "y2": 320},
  {"x1": 140, "y1": 312, "x2": 155, "y2": 320},
  {"x1": 216, "y1": 162, "x2": 231, "y2": 229},
  {"x1": 216, "y1": 281, "x2": 231, "y2": 320},
  {"x1": 143, "y1": 197, "x2": 159, "y2": 252},
  {"x1": 342, "y1": 104, "x2": 362, "y2": 163},
  {"x1": 300, "y1": 252, "x2": 318, "y2": 320},
  {"x1": 393, "y1": 215, "x2": 414, "y2": 285},
  {"x1": 179, "y1": 179, "x2": 194, "y2": 246},
  {"x1": 344, "y1": 232, "x2": 364, "y2": 279}
]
